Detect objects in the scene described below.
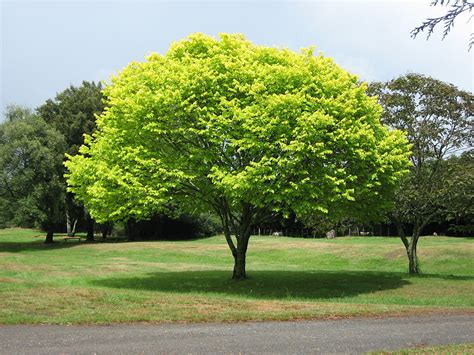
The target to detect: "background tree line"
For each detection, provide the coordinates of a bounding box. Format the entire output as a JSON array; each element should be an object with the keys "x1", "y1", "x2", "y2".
[
  {"x1": 0, "y1": 82, "x2": 222, "y2": 242},
  {"x1": 0, "y1": 71, "x2": 472, "y2": 276}
]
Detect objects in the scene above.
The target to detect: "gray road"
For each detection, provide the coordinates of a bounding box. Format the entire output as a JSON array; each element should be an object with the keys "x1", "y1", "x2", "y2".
[{"x1": 0, "y1": 314, "x2": 473, "y2": 354}]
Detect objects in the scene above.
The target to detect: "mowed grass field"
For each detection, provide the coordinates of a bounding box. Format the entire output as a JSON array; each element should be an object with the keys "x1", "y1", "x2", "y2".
[{"x1": 0, "y1": 228, "x2": 472, "y2": 325}]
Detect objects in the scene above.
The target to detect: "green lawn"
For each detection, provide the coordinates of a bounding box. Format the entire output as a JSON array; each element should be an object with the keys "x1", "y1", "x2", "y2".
[{"x1": 0, "y1": 228, "x2": 472, "y2": 324}]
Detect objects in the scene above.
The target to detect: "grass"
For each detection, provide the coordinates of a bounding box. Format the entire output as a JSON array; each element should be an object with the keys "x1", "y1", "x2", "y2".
[
  {"x1": 369, "y1": 343, "x2": 474, "y2": 354},
  {"x1": 0, "y1": 228, "x2": 472, "y2": 324}
]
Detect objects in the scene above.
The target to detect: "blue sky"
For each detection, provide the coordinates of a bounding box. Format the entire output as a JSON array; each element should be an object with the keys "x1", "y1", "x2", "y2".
[{"x1": 1, "y1": 0, "x2": 473, "y2": 115}]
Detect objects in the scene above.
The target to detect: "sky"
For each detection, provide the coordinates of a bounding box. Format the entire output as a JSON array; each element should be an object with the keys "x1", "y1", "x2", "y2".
[{"x1": 1, "y1": 0, "x2": 473, "y2": 116}]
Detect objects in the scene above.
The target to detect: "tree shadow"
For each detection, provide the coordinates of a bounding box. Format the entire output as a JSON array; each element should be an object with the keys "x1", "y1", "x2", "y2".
[
  {"x1": 93, "y1": 270, "x2": 411, "y2": 300},
  {"x1": 0, "y1": 235, "x2": 186, "y2": 253},
  {"x1": 0, "y1": 236, "x2": 128, "y2": 253}
]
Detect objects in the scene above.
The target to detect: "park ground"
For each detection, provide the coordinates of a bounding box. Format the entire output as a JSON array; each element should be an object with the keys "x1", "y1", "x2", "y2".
[{"x1": 0, "y1": 228, "x2": 472, "y2": 325}]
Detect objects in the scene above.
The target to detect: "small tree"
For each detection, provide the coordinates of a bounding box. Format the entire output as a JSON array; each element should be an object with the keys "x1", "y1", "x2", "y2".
[
  {"x1": 0, "y1": 107, "x2": 66, "y2": 243},
  {"x1": 66, "y1": 33, "x2": 410, "y2": 279},
  {"x1": 369, "y1": 73, "x2": 473, "y2": 274}
]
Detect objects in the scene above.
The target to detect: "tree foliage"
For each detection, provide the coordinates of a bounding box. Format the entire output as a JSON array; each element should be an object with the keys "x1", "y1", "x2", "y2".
[
  {"x1": 441, "y1": 151, "x2": 474, "y2": 234},
  {"x1": 66, "y1": 33, "x2": 410, "y2": 278},
  {"x1": 3, "y1": 104, "x2": 34, "y2": 123},
  {"x1": 37, "y1": 81, "x2": 105, "y2": 237},
  {"x1": 369, "y1": 73, "x2": 473, "y2": 273},
  {"x1": 0, "y1": 107, "x2": 66, "y2": 242},
  {"x1": 37, "y1": 81, "x2": 104, "y2": 156}
]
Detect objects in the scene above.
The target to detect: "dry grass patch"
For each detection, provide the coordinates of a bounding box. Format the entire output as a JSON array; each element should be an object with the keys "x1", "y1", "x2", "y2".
[
  {"x1": 384, "y1": 250, "x2": 405, "y2": 260},
  {"x1": 0, "y1": 277, "x2": 22, "y2": 283}
]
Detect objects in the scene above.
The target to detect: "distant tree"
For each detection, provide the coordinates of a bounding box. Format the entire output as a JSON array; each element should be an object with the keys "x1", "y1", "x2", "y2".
[
  {"x1": 37, "y1": 81, "x2": 105, "y2": 237},
  {"x1": 37, "y1": 81, "x2": 104, "y2": 156},
  {"x1": 66, "y1": 33, "x2": 410, "y2": 279},
  {"x1": 441, "y1": 151, "x2": 474, "y2": 234},
  {"x1": 412, "y1": 0, "x2": 474, "y2": 50},
  {"x1": 3, "y1": 105, "x2": 34, "y2": 122},
  {"x1": 369, "y1": 73, "x2": 473, "y2": 274},
  {"x1": 0, "y1": 107, "x2": 66, "y2": 242}
]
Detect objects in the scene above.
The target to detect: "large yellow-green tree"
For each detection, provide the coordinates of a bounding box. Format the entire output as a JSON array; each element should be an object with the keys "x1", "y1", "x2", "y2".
[{"x1": 66, "y1": 33, "x2": 410, "y2": 279}]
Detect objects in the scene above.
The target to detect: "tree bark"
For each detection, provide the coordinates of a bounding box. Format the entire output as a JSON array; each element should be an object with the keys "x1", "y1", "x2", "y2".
[
  {"x1": 233, "y1": 248, "x2": 247, "y2": 279},
  {"x1": 126, "y1": 219, "x2": 135, "y2": 241},
  {"x1": 66, "y1": 210, "x2": 72, "y2": 236},
  {"x1": 45, "y1": 229, "x2": 54, "y2": 244},
  {"x1": 407, "y1": 242, "x2": 419, "y2": 274},
  {"x1": 395, "y1": 217, "x2": 420, "y2": 275},
  {"x1": 102, "y1": 227, "x2": 107, "y2": 239},
  {"x1": 233, "y1": 204, "x2": 252, "y2": 280},
  {"x1": 233, "y1": 231, "x2": 251, "y2": 279},
  {"x1": 71, "y1": 219, "x2": 78, "y2": 237},
  {"x1": 407, "y1": 231, "x2": 421, "y2": 274},
  {"x1": 218, "y1": 200, "x2": 253, "y2": 280},
  {"x1": 86, "y1": 214, "x2": 94, "y2": 242}
]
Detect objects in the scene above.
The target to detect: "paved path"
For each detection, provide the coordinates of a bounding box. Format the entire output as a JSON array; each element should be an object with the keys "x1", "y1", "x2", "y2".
[{"x1": 0, "y1": 315, "x2": 473, "y2": 354}]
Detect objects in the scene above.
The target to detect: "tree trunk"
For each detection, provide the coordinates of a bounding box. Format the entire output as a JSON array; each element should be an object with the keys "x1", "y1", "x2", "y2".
[
  {"x1": 217, "y1": 200, "x2": 254, "y2": 280},
  {"x1": 232, "y1": 225, "x2": 251, "y2": 280},
  {"x1": 407, "y1": 243, "x2": 419, "y2": 274},
  {"x1": 71, "y1": 219, "x2": 78, "y2": 237},
  {"x1": 126, "y1": 219, "x2": 135, "y2": 241},
  {"x1": 45, "y1": 229, "x2": 54, "y2": 244},
  {"x1": 406, "y1": 233, "x2": 420, "y2": 274},
  {"x1": 86, "y1": 214, "x2": 94, "y2": 242},
  {"x1": 233, "y1": 249, "x2": 246, "y2": 279},
  {"x1": 66, "y1": 210, "x2": 72, "y2": 236},
  {"x1": 395, "y1": 217, "x2": 420, "y2": 275}
]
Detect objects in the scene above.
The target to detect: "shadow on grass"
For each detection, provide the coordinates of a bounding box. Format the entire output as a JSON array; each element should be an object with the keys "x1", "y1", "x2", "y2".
[
  {"x1": 0, "y1": 241, "x2": 83, "y2": 253},
  {"x1": 0, "y1": 236, "x2": 194, "y2": 253},
  {"x1": 93, "y1": 270, "x2": 413, "y2": 300},
  {"x1": 0, "y1": 237, "x2": 128, "y2": 253}
]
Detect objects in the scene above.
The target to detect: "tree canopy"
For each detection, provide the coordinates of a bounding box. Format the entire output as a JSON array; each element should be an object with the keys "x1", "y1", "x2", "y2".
[
  {"x1": 37, "y1": 81, "x2": 104, "y2": 156},
  {"x1": 66, "y1": 33, "x2": 410, "y2": 278},
  {"x1": 37, "y1": 81, "x2": 105, "y2": 239},
  {"x1": 0, "y1": 107, "x2": 66, "y2": 242},
  {"x1": 439, "y1": 151, "x2": 473, "y2": 235},
  {"x1": 369, "y1": 73, "x2": 473, "y2": 274}
]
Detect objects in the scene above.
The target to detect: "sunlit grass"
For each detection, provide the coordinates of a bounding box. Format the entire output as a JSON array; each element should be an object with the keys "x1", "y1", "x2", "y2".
[
  {"x1": 369, "y1": 342, "x2": 474, "y2": 354},
  {"x1": 0, "y1": 228, "x2": 472, "y2": 324}
]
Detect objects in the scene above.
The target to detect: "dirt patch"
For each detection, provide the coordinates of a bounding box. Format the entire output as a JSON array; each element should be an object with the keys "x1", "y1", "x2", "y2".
[
  {"x1": 2, "y1": 263, "x2": 53, "y2": 273},
  {"x1": 84, "y1": 242, "x2": 228, "y2": 253},
  {"x1": 384, "y1": 250, "x2": 404, "y2": 260},
  {"x1": 0, "y1": 277, "x2": 22, "y2": 283}
]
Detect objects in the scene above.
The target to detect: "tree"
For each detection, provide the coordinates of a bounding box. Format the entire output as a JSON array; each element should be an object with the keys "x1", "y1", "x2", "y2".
[
  {"x1": 3, "y1": 104, "x2": 34, "y2": 123},
  {"x1": 37, "y1": 81, "x2": 104, "y2": 156},
  {"x1": 0, "y1": 107, "x2": 66, "y2": 243},
  {"x1": 369, "y1": 73, "x2": 473, "y2": 274},
  {"x1": 441, "y1": 151, "x2": 474, "y2": 234},
  {"x1": 412, "y1": 0, "x2": 474, "y2": 50},
  {"x1": 66, "y1": 33, "x2": 410, "y2": 279},
  {"x1": 37, "y1": 81, "x2": 105, "y2": 238}
]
